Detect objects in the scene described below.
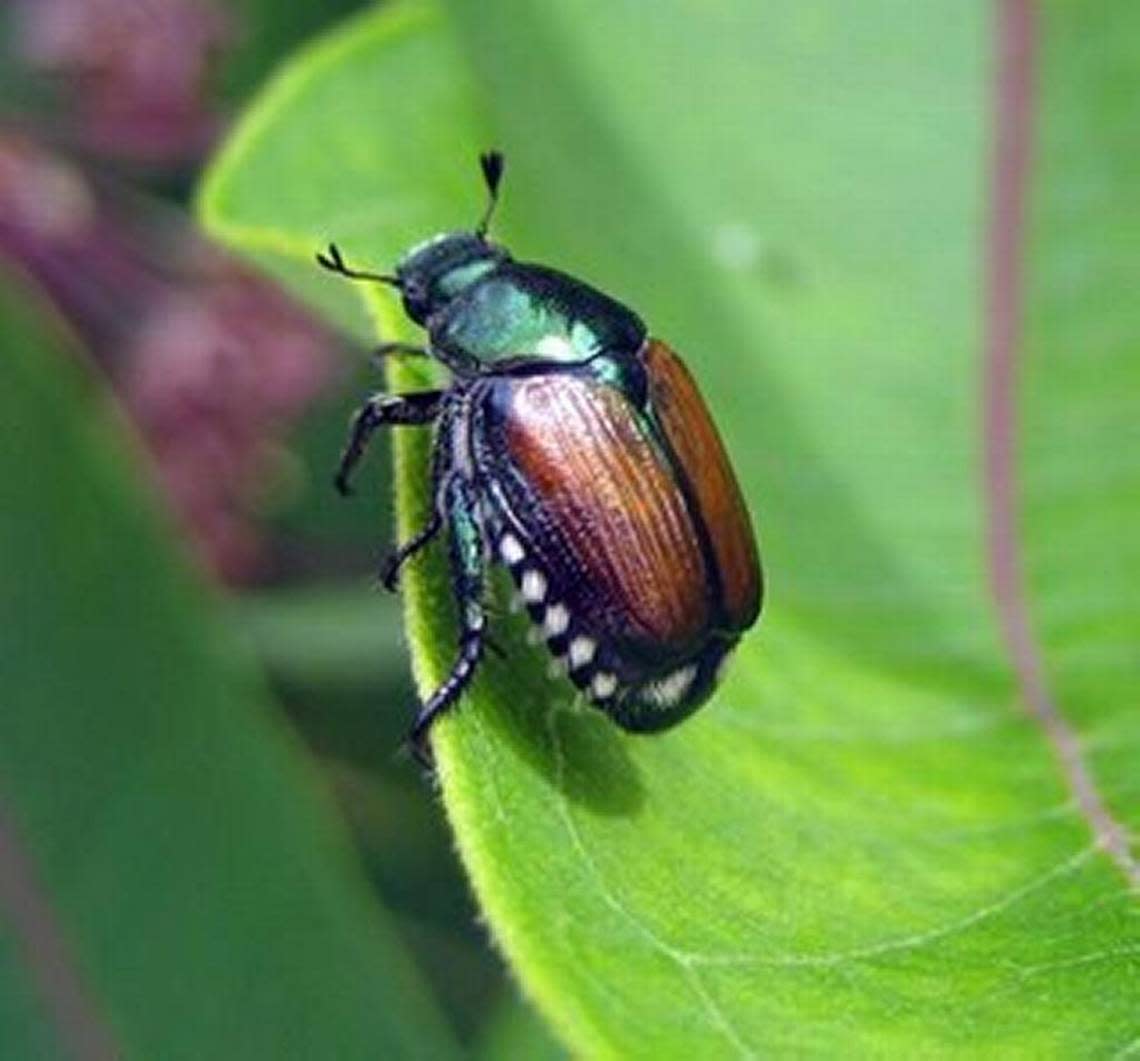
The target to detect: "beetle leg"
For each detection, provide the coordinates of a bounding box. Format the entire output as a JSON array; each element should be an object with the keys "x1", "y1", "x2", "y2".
[
  {"x1": 407, "y1": 479, "x2": 487, "y2": 760},
  {"x1": 335, "y1": 390, "x2": 443, "y2": 496},
  {"x1": 378, "y1": 511, "x2": 442, "y2": 591},
  {"x1": 378, "y1": 404, "x2": 454, "y2": 590}
]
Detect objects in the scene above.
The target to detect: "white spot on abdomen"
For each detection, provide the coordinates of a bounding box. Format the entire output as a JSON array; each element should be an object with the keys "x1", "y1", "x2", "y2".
[
  {"x1": 521, "y1": 569, "x2": 547, "y2": 604},
  {"x1": 543, "y1": 603, "x2": 569, "y2": 638},
  {"x1": 499, "y1": 533, "x2": 524, "y2": 566},
  {"x1": 568, "y1": 636, "x2": 596, "y2": 671},
  {"x1": 646, "y1": 664, "x2": 697, "y2": 709},
  {"x1": 591, "y1": 672, "x2": 618, "y2": 700}
]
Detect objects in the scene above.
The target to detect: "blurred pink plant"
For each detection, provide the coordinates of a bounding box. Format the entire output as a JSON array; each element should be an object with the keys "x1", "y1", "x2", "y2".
[
  {"x1": 3, "y1": 0, "x2": 348, "y2": 580},
  {"x1": 123, "y1": 255, "x2": 337, "y2": 580},
  {"x1": 13, "y1": 0, "x2": 230, "y2": 162},
  {"x1": 0, "y1": 134, "x2": 338, "y2": 581}
]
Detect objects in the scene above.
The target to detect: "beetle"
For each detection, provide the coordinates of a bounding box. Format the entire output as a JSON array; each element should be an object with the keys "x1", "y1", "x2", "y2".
[{"x1": 318, "y1": 152, "x2": 761, "y2": 756}]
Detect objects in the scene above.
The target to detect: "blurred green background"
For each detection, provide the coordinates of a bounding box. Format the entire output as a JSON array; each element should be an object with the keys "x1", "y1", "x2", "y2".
[{"x1": 0, "y1": 0, "x2": 550, "y2": 1055}]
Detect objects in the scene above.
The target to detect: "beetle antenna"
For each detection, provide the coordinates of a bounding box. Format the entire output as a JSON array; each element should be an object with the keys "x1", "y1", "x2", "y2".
[
  {"x1": 316, "y1": 243, "x2": 401, "y2": 287},
  {"x1": 475, "y1": 150, "x2": 505, "y2": 238}
]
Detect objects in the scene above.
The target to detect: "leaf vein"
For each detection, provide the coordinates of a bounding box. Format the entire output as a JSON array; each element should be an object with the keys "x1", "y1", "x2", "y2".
[
  {"x1": 547, "y1": 704, "x2": 756, "y2": 1058},
  {"x1": 983, "y1": 0, "x2": 1140, "y2": 889},
  {"x1": 689, "y1": 845, "x2": 1096, "y2": 969}
]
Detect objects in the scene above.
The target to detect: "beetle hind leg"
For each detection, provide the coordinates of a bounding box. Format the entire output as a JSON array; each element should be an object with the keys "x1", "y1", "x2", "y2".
[
  {"x1": 407, "y1": 624, "x2": 484, "y2": 761},
  {"x1": 407, "y1": 479, "x2": 488, "y2": 761}
]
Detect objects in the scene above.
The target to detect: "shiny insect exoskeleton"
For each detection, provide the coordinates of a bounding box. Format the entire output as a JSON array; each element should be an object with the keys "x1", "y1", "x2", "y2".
[{"x1": 318, "y1": 152, "x2": 761, "y2": 755}]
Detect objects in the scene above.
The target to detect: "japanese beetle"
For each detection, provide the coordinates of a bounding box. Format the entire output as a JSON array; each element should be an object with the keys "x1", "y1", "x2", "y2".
[{"x1": 319, "y1": 152, "x2": 761, "y2": 753}]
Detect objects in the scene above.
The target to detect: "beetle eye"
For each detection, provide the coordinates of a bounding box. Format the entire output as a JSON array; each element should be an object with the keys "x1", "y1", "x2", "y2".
[{"x1": 401, "y1": 278, "x2": 426, "y2": 305}]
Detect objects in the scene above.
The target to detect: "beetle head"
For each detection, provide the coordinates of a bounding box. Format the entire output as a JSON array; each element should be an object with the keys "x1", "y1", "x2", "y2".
[
  {"x1": 394, "y1": 231, "x2": 509, "y2": 326},
  {"x1": 396, "y1": 150, "x2": 510, "y2": 325},
  {"x1": 317, "y1": 152, "x2": 511, "y2": 328}
]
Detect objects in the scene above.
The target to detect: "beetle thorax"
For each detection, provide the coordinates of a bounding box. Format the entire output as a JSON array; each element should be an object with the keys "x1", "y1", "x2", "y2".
[{"x1": 395, "y1": 231, "x2": 509, "y2": 326}]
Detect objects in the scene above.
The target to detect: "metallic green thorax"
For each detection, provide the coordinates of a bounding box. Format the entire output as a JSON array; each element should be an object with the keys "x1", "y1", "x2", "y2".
[
  {"x1": 395, "y1": 232, "x2": 646, "y2": 371},
  {"x1": 433, "y1": 263, "x2": 645, "y2": 364}
]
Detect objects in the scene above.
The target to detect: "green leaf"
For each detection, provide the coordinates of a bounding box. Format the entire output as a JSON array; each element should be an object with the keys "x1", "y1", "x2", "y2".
[
  {"x1": 0, "y1": 268, "x2": 457, "y2": 1056},
  {"x1": 229, "y1": 584, "x2": 410, "y2": 694},
  {"x1": 473, "y1": 991, "x2": 567, "y2": 1061},
  {"x1": 200, "y1": 1, "x2": 1140, "y2": 1055}
]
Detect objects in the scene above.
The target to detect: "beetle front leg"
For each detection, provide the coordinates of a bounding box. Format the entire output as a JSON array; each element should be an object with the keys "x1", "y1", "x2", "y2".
[
  {"x1": 407, "y1": 479, "x2": 487, "y2": 762},
  {"x1": 335, "y1": 389, "x2": 443, "y2": 496}
]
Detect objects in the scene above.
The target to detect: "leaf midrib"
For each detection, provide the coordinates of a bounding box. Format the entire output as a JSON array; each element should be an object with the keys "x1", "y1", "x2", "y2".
[{"x1": 982, "y1": 0, "x2": 1139, "y2": 888}]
